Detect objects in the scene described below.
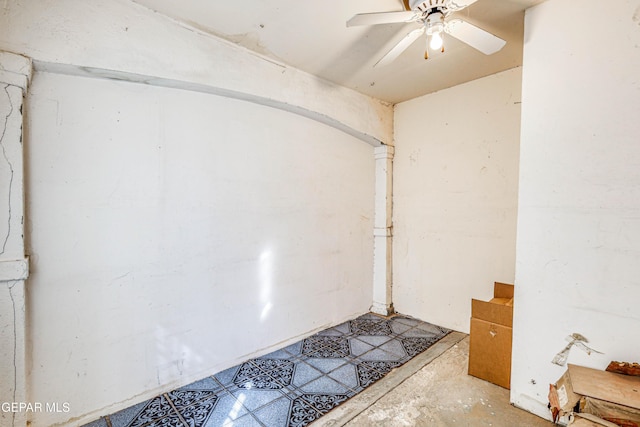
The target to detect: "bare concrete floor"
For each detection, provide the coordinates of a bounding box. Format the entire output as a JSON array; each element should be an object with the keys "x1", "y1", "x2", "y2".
[{"x1": 315, "y1": 333, "x2": 554, "y2": 427}]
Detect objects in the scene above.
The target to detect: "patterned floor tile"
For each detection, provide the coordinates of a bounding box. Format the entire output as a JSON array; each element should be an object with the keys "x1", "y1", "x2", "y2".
[
  {"x1": 289, "y1": 361, "x2": 323, "y2": 388},
  {"x1": 391, "y1": 315, "x2": 423, "y2": 327},
  {"x1": 302, "y1": 357, "x2": 348, "y2": 375},
  {"x1": 214, "y1": 365, "x2": 241, "y2": 389},
  {"x1": 252, "y1": 396, "x2": 294, "y2": 427},
  {"x1": 299, "y1": 393, "x2": 350, "y2": 416},
  {"x1": 281, "y1": 340, "x2": 303, "y2": 357},
  {"x1": 377, "y1": 339, "x2": 408, "y2": 359},
  {"x1": 298, "y1": 376, "x2": 351, "y2": 395},
  {"x1": 389, "y1": 319, "x2": 414, "y2": 335},
  {"x1": 415, "y1": 322, "x2": 450, "y2": 336},
  {"x1": 301, "y1": 336, "x2": 350, "y2": 358},
  {"x1": 358, "y1": 347, "x2": 404, "y2": 362},
  {"x1": 230, "y1": 388, "x2": 285, "y2": 412},
  {"x1": 201, "y1": 391, "x2": 251, "y2": 427},
  {"x1": 402, "y1": 336, "x2": 443, "y2": 357},
  {"x1": 315, "y1": 322, "x2": 350, "y2": 336},
  {"x1": 256, "y1": 348, "x2": 295, "y2": 360},
  {"x1": 176, "y1": 377, "x2": 223, "y2": 392},
  {"x1": 178, "y1": 396, "x2": 219, "y2": 427},
  {"x1": 110, "y1": 396, "x2": 177, "y2": 427},
  {"x1": 353, "y1": 334, "x2": 393, "y2": 347},
  {"x1": 355, "y1": 361, "x2": 403, "y2": 388},
  {"x1": 286, "y1": 396, "x2": 325, "y2": 427},
  {"x1": 348, "y1": 338, "x2": 375, "y2": 357},
  {"x1": 168, "y1": 389, "x2": 219, "y2": 410},
  {"x1": 326, "y1": 363, "x2": 360, "y2": 391},
  {"x1": 349, "y1": 318, "x2": 392, "y2": 336},
  {"x1": 205, "y1": 413, "x2": 263, "y2": 427},
  {"x1": 233, "y1": 359, "x2": 295, "y2": 390},
  {"x1": 83, "y1": 313, "x2": 451, "y2": 427},
  {"x1": 401, "y1": 326, "x2": 438, "y2": 337}
]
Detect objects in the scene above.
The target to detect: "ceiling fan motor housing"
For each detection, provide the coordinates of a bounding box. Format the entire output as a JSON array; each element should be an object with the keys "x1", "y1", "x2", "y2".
[{"x1": 409, "y1": 0, "x2": 448, "y2": 14}]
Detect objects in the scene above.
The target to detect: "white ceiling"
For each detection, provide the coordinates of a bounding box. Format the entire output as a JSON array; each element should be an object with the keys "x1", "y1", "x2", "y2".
[{"x1": 131, "y1": 0, "x2": 544, "y2": 104}]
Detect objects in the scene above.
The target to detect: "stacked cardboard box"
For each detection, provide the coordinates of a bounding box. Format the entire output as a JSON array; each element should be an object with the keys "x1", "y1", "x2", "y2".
[{"x1": 468, "y1": 282, "x2": 514, "y2": 389}]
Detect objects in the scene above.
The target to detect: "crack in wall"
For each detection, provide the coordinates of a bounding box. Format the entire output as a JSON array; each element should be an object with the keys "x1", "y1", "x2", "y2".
[{"x1": 0, "y1": 84, "x2": 15, "y2": 255}]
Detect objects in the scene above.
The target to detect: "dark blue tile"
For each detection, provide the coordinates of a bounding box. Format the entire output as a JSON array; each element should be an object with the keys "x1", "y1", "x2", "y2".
[
  {"x1": 349, "y1": 338, "x2": 375, "y2": 358},
  {"x1": 176, "y1": 377, "x2": 224, "y2": 392},
  {"x1": 358, "y1": 347, "x2": 404, "y2": 362},
  {"x1": 327, "y1": 363, "x2": 359, "y2": 391},
  {"x1": 391, "y1": 315, "x2": 422, "y2": 327},
  {"x1": 349, "y1": 318, "x2": 392, "y2": 336},
  {"x1": 230, "y1": 388, "x2": 284, "y2": 412},
  {"x1": 109, "y1": 396, "x2": 176, "y2": 427},
  {"x1": 299, "y1": 393, "x2": 350, "y2": 416},
  {"x1": 319, "y1": 321, "x2": 352, "y2": 336},
  {"x1": 214, "y1": 365, "x2": 242, "y2": 389},
  {"x1": 168, "y1": 388, "x2": 219, "y2": 411},
  {"x1": 281, "y1": 340, "x2": 303, "y2": 357},
  {"x1": 377, "y1": 340, "x2": 408, "y2": 359},
  {"x1": 81, "y1": 417, "x2": 108, "y2": 427},
  {"x1": 301, "y1": 336, "x2": 350, "y2": 359},
  {"x1": 205, "y1": 412, "x2": 262, "y2": 427},
  {"x1": 354, "y1": 361, "x2": 402, "y2": 389},
  {"x1": 389, "y1": 319, "x2": 413, "y2": 335},
  {"x1": 302, "y1": 358, "x2": 348, "y2": 374},
  {"x1": 354, "y1": 335, "x2": 393, "y2": 347},
  {"x1": 299, "y1": 376, "x2": 351, "y2": 394},
  {"x1": 402, "y1": 326, "x2": 439, "y2": 337},
  {"x1": 202, "y1": 391, "x2": 250, "y2": 427},
  {"x1": 401, "y1": 336, "x2": 442, "y2": 358},
  {"x1": 256, "y1": 348, "x2": 294, "y2": 360},
  {"x1": 178, "y1": 396, "x2": 219, "y2": 427},
  {"x1": 290, "y1": 361, "x2": 323, "y2": 388},
  {"x1": 252, "y1": 396, "x2": 294, "y2": 427},
  {"x1": 100, "y1": 313, "x2": 451, "y2": 427},
  {"x1": 287, "y1": 395, "x2": 324, "y2": 427},
  {"x1": 415, "y1": 322, "x2": 450, "y2": 336}
]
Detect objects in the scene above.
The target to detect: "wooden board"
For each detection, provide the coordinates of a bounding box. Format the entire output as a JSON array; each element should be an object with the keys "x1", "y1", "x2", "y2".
[{"x1": 568, "y1": 364, "x2": 640, "y2": 410}]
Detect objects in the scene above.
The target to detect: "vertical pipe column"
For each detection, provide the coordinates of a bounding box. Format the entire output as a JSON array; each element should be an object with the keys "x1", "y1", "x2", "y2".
[
  {"x1": 371, "y1": 145, "x2": 394, "y2": 316},
  {"x1": 0, "y1": 51, "x2": 32, "y2": 427}
]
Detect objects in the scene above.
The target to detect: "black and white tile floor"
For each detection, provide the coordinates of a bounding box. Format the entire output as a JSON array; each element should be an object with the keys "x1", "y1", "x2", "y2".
[{"x1": 83, "y1": 313, "x2": 449, "y2": 427}]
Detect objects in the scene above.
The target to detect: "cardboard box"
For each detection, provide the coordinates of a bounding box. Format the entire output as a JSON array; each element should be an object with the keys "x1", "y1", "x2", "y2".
[{"x1": 468, "y1": 282, "x2": 514, "y2": 389}]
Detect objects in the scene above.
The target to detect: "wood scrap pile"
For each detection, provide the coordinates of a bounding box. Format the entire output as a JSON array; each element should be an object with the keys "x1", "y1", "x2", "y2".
[{"x1": 549, "y1": 363, "x2": 640, "y2": 426}]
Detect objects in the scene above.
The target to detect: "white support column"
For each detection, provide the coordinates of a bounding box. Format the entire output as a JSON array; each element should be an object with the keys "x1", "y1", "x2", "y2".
[
  {"x1": 371, "y1": 145, "x2": 394, "y2": 316},
  {"x1": 0, "y1": 51, "x2": 32, "y2": 427}
]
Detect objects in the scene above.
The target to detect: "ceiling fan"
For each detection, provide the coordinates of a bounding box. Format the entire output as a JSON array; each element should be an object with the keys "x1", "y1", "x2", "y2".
[{"x1": 347, "y1": 0, "x2": 506, "y2": 67}]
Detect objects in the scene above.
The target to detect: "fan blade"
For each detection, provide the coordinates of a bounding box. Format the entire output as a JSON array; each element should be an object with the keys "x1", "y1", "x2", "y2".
[
  {"x1": 445, "y1": 19, "x2": 506, "y2": 55},
  {"x1": 448, "y1": 0, "x2": 479, "y2": 11},
  {"x1": 374, "y1": 27, "x2": 425, "y2": 67},
  {"x1": 347, "y1": 11, "x2": 416, "y2": 27}
]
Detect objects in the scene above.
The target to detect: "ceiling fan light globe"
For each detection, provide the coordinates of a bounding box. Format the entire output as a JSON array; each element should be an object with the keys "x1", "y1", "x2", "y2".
[{"x1": 429, "y1": 32, "x2": 444, "y2": 50}]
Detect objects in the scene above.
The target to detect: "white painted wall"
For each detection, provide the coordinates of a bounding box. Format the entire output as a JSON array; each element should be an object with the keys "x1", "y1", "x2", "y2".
[
  {"x1": 25, "y1": 71, "x2": 374, "y2": 426},
  {"x1": 393, "y1": 68, "x2": 522, "y2": 333},
  {"x1": 0, "y1": 0, "x2": 392, "y2": 146},
  {"x1": 511, "y1": 0, "x2": 640, "y2": 419}
]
